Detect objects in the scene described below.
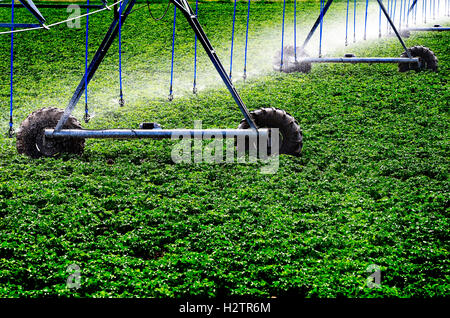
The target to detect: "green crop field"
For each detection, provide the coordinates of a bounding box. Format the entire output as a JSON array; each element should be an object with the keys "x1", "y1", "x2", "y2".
[{"x1": 0, "y1": 0, "x2": 449, "y2": 298}]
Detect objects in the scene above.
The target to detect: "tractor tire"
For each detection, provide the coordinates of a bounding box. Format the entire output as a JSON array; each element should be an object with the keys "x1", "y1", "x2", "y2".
[
  {"x1": 399, "y1": 46, "x2": 438, "y2": 72},
  {"x1": 400, "y1": 29, "x2": 411, "y2": 38},
  {"x1": 16, "y1": 107, "x2": 85, "y2": 159},
  {"x1": 238, "y1": 107, "x2": 303, "y2": 157},
  {"x1": 273, "y1": 45, "x2": 312, "y2": 74}
]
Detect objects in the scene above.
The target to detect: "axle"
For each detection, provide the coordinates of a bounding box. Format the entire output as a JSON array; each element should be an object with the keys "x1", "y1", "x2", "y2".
[
  {"x1": 298, "y1": 57, "x2": 420, "y2": 64},
  {"x1": 45, "y1": 128, "x2": 269, "y2": 139},
  {"x1": 406, "y1": 27, "x2": 450, "y2": 31}
]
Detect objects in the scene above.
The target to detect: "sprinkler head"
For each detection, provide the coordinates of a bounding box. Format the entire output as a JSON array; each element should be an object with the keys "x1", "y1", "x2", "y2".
[
  {"x1": 193, "y1": 87, "x2": 198, "y2": 94},
  {"x1": 119, "y1": 97, "x2": 125, "y2": 107},
  {"x1": 84, "y1": 113, "x2": 91, "y2": 123},
  {"x1": 8, "y1": 126, "x2": 15, "y2": 138},
  {"x1": 168, "y1": 94, "x2": 174, "y2": 102},
  {"x1": 243, "y1": 72, "x2": 247, "y2": 81}
]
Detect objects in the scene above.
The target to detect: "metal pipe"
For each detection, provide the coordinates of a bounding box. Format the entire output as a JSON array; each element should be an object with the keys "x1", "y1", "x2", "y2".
[
  {"x1": 55, "y1": 0, "x2": 258, "y2": 132},
  {"x1": 406, "y1": 27, "x2": 450, "y2": 31},
  {"x1": 300, "y1": 0, "x2": 334, "y2": 51},
  {"x1": 298, "y1": 57, "x2": 419, "y2": 63},
  {"x1": 0, "y1": 23, "x2": 40, "y2": 28},
  {"x1": 45, "y1": 128, "x2": 269, "y2": 139},
  {"x1": 0, "y1": 4, "x2": 105, "y2": 9},
  {"x1": 408, "y1": 0, "x2": 418, "y2": 13},
  {"x1": 172, "y1": 0, "x2": 257, "y2": 129},
  {"x1": 376, "y1": 0, "x2": 412, "y2": 58},
  {"x1": 15, "y1": 0, "x2": 46, "y2": 23},
  {"x1": 54, "y1": 0, "x2": 134, "y2": 131}
]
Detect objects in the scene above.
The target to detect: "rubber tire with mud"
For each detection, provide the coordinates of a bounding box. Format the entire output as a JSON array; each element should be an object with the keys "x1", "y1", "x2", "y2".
[
  {"x1": 400, "y1": 30, "x2": 411, "y2": 38},
  {"x1": 238, "y1": 107, "x2": 303, "y2": 157},
  {"x1": 273, "y1": 45, "x2": 312, "y2": 74},
  {"x1": 16, "y1": 107, "x2": 85, "y2": 158},
  {"x1": 399, "y1": 46, "x2": 438, "y2": 72}
]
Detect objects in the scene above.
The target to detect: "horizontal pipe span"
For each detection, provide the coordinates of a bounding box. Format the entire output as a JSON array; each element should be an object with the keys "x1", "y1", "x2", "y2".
[
  {"x1": 299, "y1": 57, "x2": 419, "y2": 64},
  {"x1": 0, "y1": 23, "x2": 41, "y2": 28},
  {"x1": 406, "y1": 27, "x2": 450, "y2": 31},
  {"x1": 0, "y1": 4, "x2": 105, "y2": 9},
  {"x1": 45, "y1": 129, "x2": 269, "y2": 139}
]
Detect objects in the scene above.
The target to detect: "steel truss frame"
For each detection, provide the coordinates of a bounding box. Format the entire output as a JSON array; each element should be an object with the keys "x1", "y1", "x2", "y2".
[
  {"x1": 296, "y1": 0, "x2": 420, "y2": 66},
  {"x1": 44, "y1": 0, "x2": 262, "y2": 142}
]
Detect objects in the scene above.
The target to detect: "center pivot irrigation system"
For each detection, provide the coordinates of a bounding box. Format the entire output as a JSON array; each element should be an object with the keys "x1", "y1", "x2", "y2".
[
  {"x1": 3, "y1": 0, "x2": 447, "y2": 159},
  {"x1": 275, "y1": 0, "x2": 445, "y2": 73},
  {"x1": 7, "y1": 0, "x2": 303, "y2": 159},
  {"x1": 404, "y1": 0, "x2": 450, "y2": 34}
]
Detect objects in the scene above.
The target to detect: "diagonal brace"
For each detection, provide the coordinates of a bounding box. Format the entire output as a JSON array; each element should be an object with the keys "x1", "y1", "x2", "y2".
[
  {"x1": 55, "y1": 0, "x2": 257, "y2": 131},
  {"x1": 300, "y1": 0, "x2": 412, "y2": 59},
  {"x1": 55, "y1": 0, "x2": 134, "y2": 131}
]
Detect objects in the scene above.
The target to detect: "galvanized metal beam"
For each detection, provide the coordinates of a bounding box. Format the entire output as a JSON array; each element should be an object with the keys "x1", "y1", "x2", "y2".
[
  {"x1": 0, "y1": 23, "x2": 40, "y2": 28},
  {"x1": 17, "y1": 0, "x2": 46, "y2": 24},
  {"x1": 408, "y1": 0, "x2": 418, "y2": 14},
  {"x1": 300, "y1": 0, "x2": 334, "y2": 51},
  {"x1": 54, "y1": 0, "x2": 135, "y2": 131},
  {"x1": 407, "y1": 27, "x2": 450, "y2": 31},
  {"x1": 300, "y1": 0, "x2": 413, "y2": 59},
  {"x1": 375, "y1": 0, "x2": 412, "y2": 58},
  {"x1": 0, "y1": 4, "x2": 105, "y2": 9},
  {"x1": 171, "y1": 0, "x2": 257, "y2": 129},
  {"x1": 55, "y1": 0, "x2": 258, "y2": 133},
  {"x1": 299, "y1": 57, "x2": 419, "y2": 64},
  {"x1": 45, "y1": 128, "x2": 269, "y2": 139}
]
